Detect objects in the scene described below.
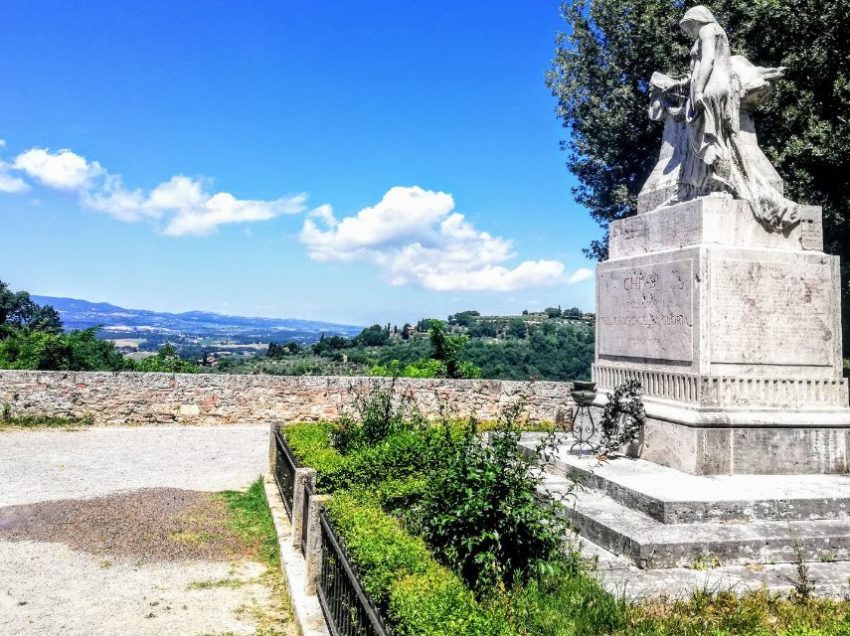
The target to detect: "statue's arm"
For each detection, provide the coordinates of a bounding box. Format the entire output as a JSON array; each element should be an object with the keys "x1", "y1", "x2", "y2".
[{"x1": 693, "y1": 26, "x2": 717, "y2": 104}]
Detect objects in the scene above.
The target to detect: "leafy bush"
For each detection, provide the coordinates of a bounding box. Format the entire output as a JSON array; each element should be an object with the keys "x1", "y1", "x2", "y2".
[
  {"x1": 330, "y1": 381, "x2": 413, "y2": 453},
  {"x1": 325, "y1": 491, "x2": 435, "y2": 607},
  {"x1": 326, "y1": 491, "x2": 505, "y2": 635},
  {"x1": 504, "y1": 569, "x2": 626, "y2": 636},
  {"x1": 0, "y1": 327, "x2": 127, "y2": 371},
  {"x1": 416, "y1": 403, "x2": 572, "y2": 593},
  {"x1": 389, "y1": 569, "x2": 510, "y2": 636},
  {"x1": 285, "y1": 423, "x2": 430, "y2": 493},
  {"x1": 132, "y1": 344, "x2": 199, "y2": 373},
  {"x1": 429, "y1": 320, "x2": 481, "y2": 378},
  {"x1": 369, "y1": 358, "x2": 446, "y2": 378}
]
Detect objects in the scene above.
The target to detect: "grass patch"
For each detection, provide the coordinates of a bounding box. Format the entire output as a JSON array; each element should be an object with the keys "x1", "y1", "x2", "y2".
[
  {"x1": 216, "y1": 477, "x2": 280, "y2": 568},
  {"x1": 0, "y1": 412, "x2": 94, "y2": 430},
  {"x1": 187, "y1": 577, "x2": 249, "y2": 591},
  {"x1": 217, "y1": 477, "x2": 294, "y2": 635},
  {"x1": 622, "y1": 588, "x2": 850, "y2": 635}
]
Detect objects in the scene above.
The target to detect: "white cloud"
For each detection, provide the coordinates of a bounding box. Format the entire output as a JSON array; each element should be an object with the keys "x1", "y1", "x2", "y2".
[
  {"x1": 162, "y1": 190, "x2": 308, "y2": 237},
  {"x1": 15, "y1": 148, "x2": 103, "y2": 189},
  {"x1": 567, "y1": 267, "x2": 593, "y2": 284},
  {"x1": 301, "y1": 185, "x2": 588, "y2": 292},
  {"x1": 6, "y1": 147, "x2": 307, "y2": 235},
  {"x1": 0, "y1": 162, "x2": 28, "y2": 193}
]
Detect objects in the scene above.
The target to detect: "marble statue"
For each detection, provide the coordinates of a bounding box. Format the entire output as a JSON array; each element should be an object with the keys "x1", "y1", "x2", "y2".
[{"x1": 641, "y1": 5, "x2": 800, "y2": 233}]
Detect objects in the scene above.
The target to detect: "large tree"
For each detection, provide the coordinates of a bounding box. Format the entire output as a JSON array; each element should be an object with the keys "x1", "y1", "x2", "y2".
[
  {"x1": 0, "y1": 279, "x2": 62, "y2": 335},
  {"x1": 548, "y1": 0, "x2": 850, "y2": 357}
]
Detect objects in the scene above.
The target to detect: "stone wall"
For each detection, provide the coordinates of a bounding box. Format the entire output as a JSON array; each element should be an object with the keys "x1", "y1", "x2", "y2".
[{"x1": 0, "y1": 371, "x2": 574, "y2": 426}]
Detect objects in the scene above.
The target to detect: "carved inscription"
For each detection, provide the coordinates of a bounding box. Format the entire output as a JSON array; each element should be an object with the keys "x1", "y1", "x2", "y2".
[
  {"x1": 598, "y1": 260, "x2": 694, "y2": 362},
  {"x1": 710, "y1": 258, "x2": 834, "y2": 366}
]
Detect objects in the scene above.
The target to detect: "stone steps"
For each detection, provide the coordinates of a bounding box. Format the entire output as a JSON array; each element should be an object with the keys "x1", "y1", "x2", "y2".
[
  {"x1": 519, "y1": 434, "x2": 850, "y2": 523},
  {"x1": 556, "y1": 453, "x2": 850, "y2": 524},
  {"x1": 521, "y1": 434, "x2": 850, "y2": 569},
  {"x1": 544, "y1": 474, "x2": 850, "y2": 568}
]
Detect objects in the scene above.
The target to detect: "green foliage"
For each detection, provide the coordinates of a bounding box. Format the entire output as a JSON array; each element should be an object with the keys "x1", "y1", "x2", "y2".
[
  {"x1": 389, "y1": 569, "x2": 509, "y2": 636},
  {"x1": 0, "y1": 279, "x2": 62, "y2": 335},
  {"x1": 284, "y1": 423, "x2": 430, "y2": 493},
  {"x1": 133, "y1": 344, "x2": 200, "y2": 373},
  {"x1": 325, "y1": 491, "x2": 435, "y2": 607},
  {"x1": 429, "y1": 320, "x2": 481, "y2": 379},
  {"x1": 369, "y1": 358, "x2": 446, "y2": 378},
  {"x1": 548, "y1": 0, "x2": 850, "y2": 355},
  {"x1": 326, "y1": 491, "x2": 505, "y2": 635},
  {"x1": 416, "y1": 405, "x2": 572, "y2": 593},
  {"x1": 220, "y1": 309, "x2": 594, "y2": 382},
  {"x1": 267, "y1": 341, "x2": 301, "y2": 358},
  {"x1": 282, "y1": 400, "x2": 850, "y2": 636},
  {"x1": 355, "y1": 324, "x2": 391, "y2": 347},
  {"x1": 622, "y1": 588, "x2": 850, "y2": 636},
  {"x1": 0, "y1": 412, "x2": 94, "y2": 429},
  {"x1": 447, "y1": 310, "x2": 481, "y2": 328},
  {"x1": 330, "y1": 382, "x2": 412, "y2": 452},
  {"x1": 463, "y1": 321, "x2": 594, "y2": 381},
  {"x1": 502, "y1": 570, "x2": 626, "y2": 636},
  {"x1": 0, "y1": 278, "x2": 129, "y2": 372},
  {"x1": 0, "y1": 327, "x2": 127, "y2": 371},
  {"x1": 216, "y1": 477, "x2": 279, "y2": 568}
]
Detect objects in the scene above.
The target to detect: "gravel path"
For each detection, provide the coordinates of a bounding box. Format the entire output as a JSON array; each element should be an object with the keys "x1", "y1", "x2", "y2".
[
  {"x1": 0, "y1": 424, "x2": 293, "y2": 636},
  {"x1": 0, "y1": 425, "x2": 268, "y2": 507}
]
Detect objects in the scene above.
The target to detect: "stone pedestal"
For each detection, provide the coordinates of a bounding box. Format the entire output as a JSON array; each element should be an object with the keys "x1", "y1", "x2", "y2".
[{"x1": 593, "y1": 196, "x2": 850, "y2": 474}]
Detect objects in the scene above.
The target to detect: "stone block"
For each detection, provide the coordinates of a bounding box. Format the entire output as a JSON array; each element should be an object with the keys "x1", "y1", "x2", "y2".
[
  {"x1": 304, "y1": 494, "x2": 329, "y2": 596},
  {"x1": 292, "y1": 468, "x2": 317, "y2": 550}
]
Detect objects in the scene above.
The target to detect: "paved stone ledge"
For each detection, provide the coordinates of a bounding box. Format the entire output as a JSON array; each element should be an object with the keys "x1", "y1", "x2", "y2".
[{"x1": 0, "y1": 371, "x2": 573, "y2": 426}]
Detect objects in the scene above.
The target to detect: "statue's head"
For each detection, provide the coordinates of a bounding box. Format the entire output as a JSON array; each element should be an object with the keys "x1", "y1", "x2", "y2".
[{"x1": 680, "y1": 5, "x2": 717, "y2": 38}]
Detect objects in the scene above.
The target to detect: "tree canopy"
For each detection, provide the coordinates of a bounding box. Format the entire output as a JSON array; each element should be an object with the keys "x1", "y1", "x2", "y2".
[{"x1": 548, "y1": 0, "x2": 850, "y2": 355}]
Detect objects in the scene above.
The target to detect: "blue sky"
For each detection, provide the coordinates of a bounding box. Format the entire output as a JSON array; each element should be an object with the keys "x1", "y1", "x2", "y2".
[{"x1": 0, "y1": 1, "x2": 597, "y2": 326}]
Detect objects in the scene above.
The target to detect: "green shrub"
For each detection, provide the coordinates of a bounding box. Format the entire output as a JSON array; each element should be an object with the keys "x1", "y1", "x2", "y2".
[
  {"x1": 389, "y1": 569, "x2": 511, "y2": 636},
  {"x1": 132, "y1": 344, "x2": 199, "y2": 373},
  {"x1": 416, "y1": 403, "x2": 571, "y2": 593},
  {"x1": 329, "y1": 381, "x2": 415, "y2": 453},
  {"x1": 374, "y1": 477, "x2": 428, "y2": 512},
  {"x1": 0, "y1": 327, "x2": 127, "y2": 371},
  {"x1": 504, "y1": 571, "x2": 626, "y2": 636},
  {"x1": 369, "y1": 358, "x2": 446, "y2": 378},
  {"x1": 285, "y1": 423, "x2": 430, "y2": 493},
  {"x1": 325, "y1": 491, "x2": 434, "y2": 607},
  {"x1": 326, "y1": 491, "x2": 504, "y2": 635}
]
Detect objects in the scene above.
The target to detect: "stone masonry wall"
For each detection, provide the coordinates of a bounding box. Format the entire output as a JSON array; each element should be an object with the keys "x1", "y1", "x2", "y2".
[{"x1": 0, "y1": 371, "x2": 574, "y2": 425}]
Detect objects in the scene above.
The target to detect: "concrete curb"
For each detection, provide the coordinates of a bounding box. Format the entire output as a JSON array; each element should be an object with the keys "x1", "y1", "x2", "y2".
[{"x1": 263, "y1": 475, "x2": 330, "y2": 636}]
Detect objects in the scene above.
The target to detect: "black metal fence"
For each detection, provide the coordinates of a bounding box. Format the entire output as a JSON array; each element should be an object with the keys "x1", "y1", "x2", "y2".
[
  {"x1": 273, "y1": 428, "x2": 297, "y2": 518},
  {"x1": 271, "y1": 429, "x2": 393, "y2": 636},
  {"x1": 317, "y1": 510, "x2": 392, "y2": 636}
]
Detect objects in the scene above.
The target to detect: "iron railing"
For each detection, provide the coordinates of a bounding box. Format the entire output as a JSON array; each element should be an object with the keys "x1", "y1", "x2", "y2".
[
  {"x1": 273, "y1": 429, "x2": 298, "y2": 518},
  {"x1": 317, "y1": 510, "x2": 392, "y2": 636}
]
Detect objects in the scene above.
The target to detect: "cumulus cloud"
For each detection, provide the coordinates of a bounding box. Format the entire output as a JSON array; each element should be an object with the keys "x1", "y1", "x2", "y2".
[
  {"x1": 15, "y1": 148, "x2": 103, "y2": 189},
  {"x1": 5, "y1": 147, "x2": 307, "y2": 235},
  {"x1": 0, "y1": 161, "x2": 28, "y2": 193},
  {"x1": 301, "y1": 185, "x2": 590, "y2": 292},
  {"x1": 567, "y1": 267, "x2": 593, "y2": 284}
]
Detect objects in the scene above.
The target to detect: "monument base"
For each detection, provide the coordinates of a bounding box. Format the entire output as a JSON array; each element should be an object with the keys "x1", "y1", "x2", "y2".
[
  {"x1": 594, "y1": 198, "x2": 850, "y2": 474},
  {"x1": 636, "y1": 416, "x2": 850, "y2": 475}
]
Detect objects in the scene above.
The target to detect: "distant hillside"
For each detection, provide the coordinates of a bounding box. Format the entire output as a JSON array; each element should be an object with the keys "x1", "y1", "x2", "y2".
[{"x1": 32, "y1": 295, "x2": 363, "y2": 344}]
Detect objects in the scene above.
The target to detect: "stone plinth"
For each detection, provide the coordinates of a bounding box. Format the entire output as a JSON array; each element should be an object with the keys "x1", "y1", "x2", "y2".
[{"x1": 593, "y1": 197, "x2": 850, "y2": 474}]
